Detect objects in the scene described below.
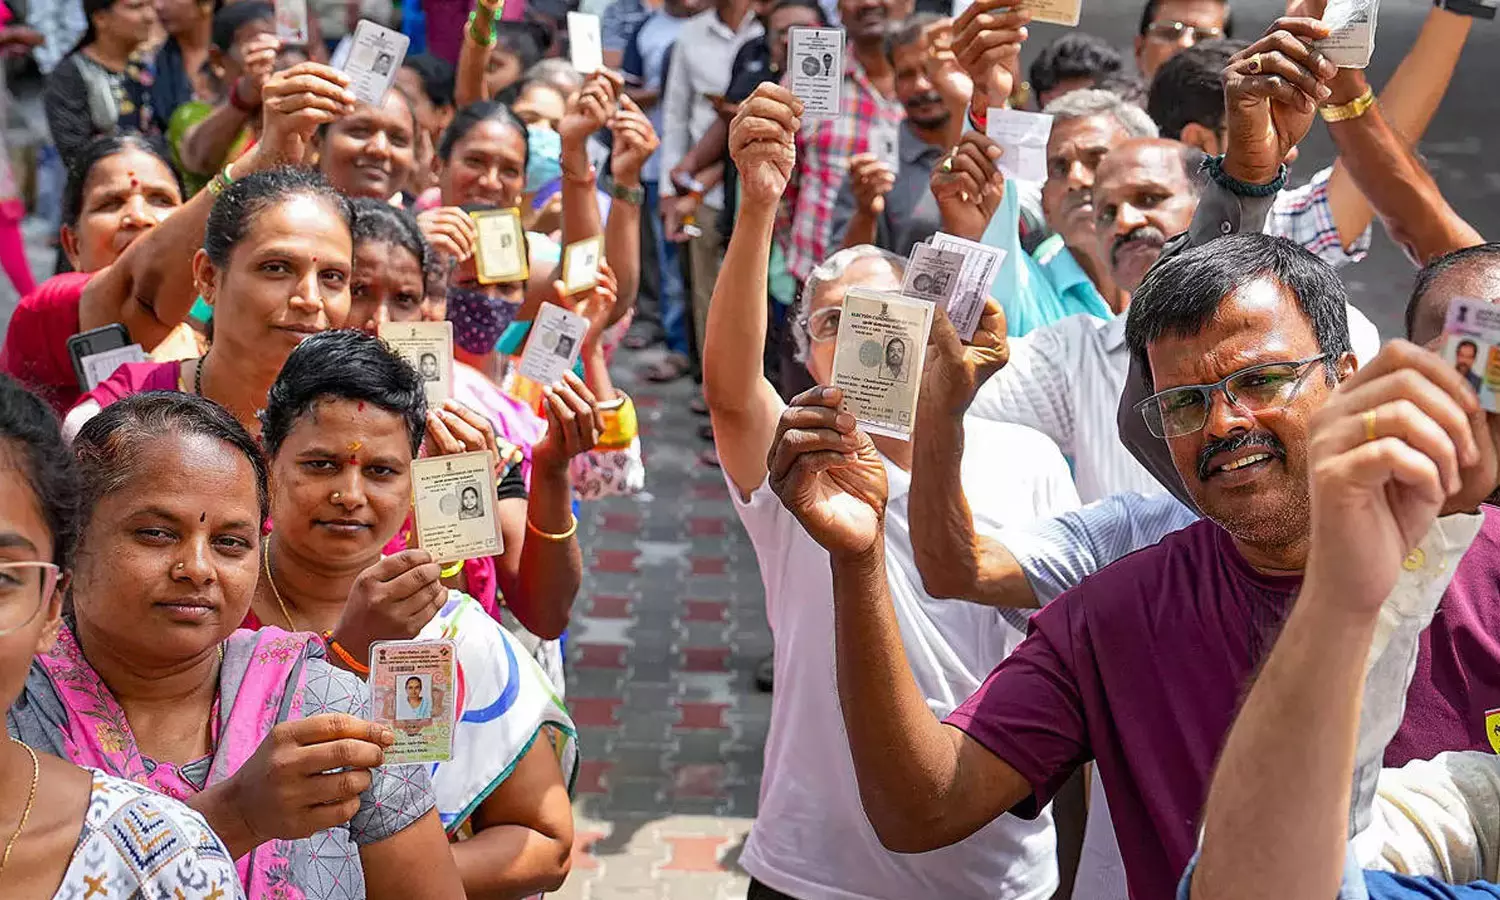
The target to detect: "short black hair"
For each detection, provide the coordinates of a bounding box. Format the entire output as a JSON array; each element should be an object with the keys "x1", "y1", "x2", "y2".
[
  {"x1": 211, "y1": 0, "x2": 271, "y2": 52},
  {"x1": 772, "y1": 0, "x2": 830, "y2": 27},
  {"x1": 203, "y1": 166, "x2": 352, "y2": 268},
  {"x1": 1147, "y1": 39, "x2": 1248, "y2": 139},
  {"x1": 73, "y1": 391, "x2": 269, "y2": 524},
  {"x1": 1459, "y1": 339, "x2": 1479, "y2": 353},
  {"x1": 1138, "y1": 0, "x2": 1233, "y2": 38},
  {"x1": 63, "y1": 134, "x2": 183, "y2": 228},
  {"x1": 438, "y1": 100, "x2": 529, "y2": 162},
  {"x1": 1126, "y1": 232, "x2": 1351, "y2": 390},
  {"x1": 1029, "y1": 33, "x2": 1125, "y2": 99},
  {"x1": 0, "y1": 377, "x2": 82, "y2": 568},
  {"x1": 350, "y1": 197, "x2": 429, "y2": 274},
  {"x1": 401, "y1": 53, "x2": 456, "y2": 109},
  {"x1": 495, "y1": 21, "x2": 546, "y2": 73},
  {"x1": 1096, "y1": 71, "x2": 1149, "y2": 107},
  {"x1": 261, "y1": 330, "x2": 427, "y2": 458},
  {"x1": 884, "y1": 11, "x2": 941, "y2": 62},
  {"x1": 1406, "y1": 243, "x2": 1500, "y2": 343}
]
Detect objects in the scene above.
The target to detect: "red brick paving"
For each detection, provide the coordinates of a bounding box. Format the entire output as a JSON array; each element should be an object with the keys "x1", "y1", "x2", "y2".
[
  {"x1": 681, "y1": 646, "x2": 731, "y2": 672},
  {"x1": 587, "y1": 594, "x2": 633, "y2": 618},
  {"x1": 689, "y1": 556, "x2": 727, "y2": 575},
  {"x1": 681, "y1": 599, "x2": 728, "y2": 622},
  {"x1": 576, "y1": 760, "x2": 612, "y2": 795},
  {"x1": 672, "y1": 763, "x2": 725, "y2": 798},
  {"x1": 569, "y1": 697, "x2": 623, "y2": 728},
  {"x1": 659, "y1": 835, "x2": 731, "y2": 872},
  {"x1": 672, "y1": 701, "x2": 730, "y2": 730},
  {"x1": 573, "y1": 643, "x2": 628, "y2": 669},
  {"x1": 592, "y1": 549, "x2": 639, "y2": 573}
]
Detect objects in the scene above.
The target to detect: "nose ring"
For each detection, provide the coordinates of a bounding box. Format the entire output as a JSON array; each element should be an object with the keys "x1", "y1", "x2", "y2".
[{"x1": 331, "y1": 491, "x2": 343, "y2": 501}]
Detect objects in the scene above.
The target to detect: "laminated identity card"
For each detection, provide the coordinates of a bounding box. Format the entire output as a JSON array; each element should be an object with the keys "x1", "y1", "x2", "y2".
[
  {"x1": 929, "y1": 231, "x2": 1006, "y2": 341},
  {"x1": 831, "y1": 288, "x2": 935, "y2": 440},
  {"x1": 567, "y1": 12, "x2": 604, "y2": 74},
  {"x1": 518, "y1": 302, "x2": 589, "y2": 387},
  {"x1": 411, "y1": 451, "x2": 502, "y2": 563},
  {"x1": 869, "y1": 117, "x2": 901, "y2": 176},
  {"x1": 369, "y1": 639, "x2": 457, "y2": 764},
  {"x1": 340, "y1": 20, "x2": 410, "y2": 106},
  {"x1": 1443, "y1": 297, "x2": 1500, "y2": 412},
  {"x1": 561, "y1": 235, "x2": 603, "y2": 295},
  {"x1": 379, "y1": 321, "x2": 453, "y2": 405},
  {"x1": 952, "y1": 0, "x2": 1081, "y2": 26},
  {"x1": 1318, "y1": 0, "x2": 1379, "y2": 69},
  {"x1": 788, "y1": 27, "x2": 845, "y2": 121},
  {"x1": 902, "y1": 243, "x2": 964, "y2": 309},
  {"x1": 275, "y1": 0, "x2": 309, "y2": 44},
  {"x1": 471, "y1": 208, "x2": 529, "y2": 285}
]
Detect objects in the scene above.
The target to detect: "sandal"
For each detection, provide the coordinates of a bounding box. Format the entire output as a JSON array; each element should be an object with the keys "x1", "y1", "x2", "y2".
[{"x1": 643, "y1": 352, "x2": 691, "y2": 383}]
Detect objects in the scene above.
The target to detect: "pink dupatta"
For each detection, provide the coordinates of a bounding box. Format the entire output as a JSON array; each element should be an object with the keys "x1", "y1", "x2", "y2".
[{"x1": 37, "y1": 625, "x2": 320, "y2": 899}]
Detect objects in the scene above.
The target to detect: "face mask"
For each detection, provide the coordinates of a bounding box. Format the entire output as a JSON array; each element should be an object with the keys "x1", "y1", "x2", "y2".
[
  {"x1": 525, "y1": 125, "x2": 562, "y2": 194},
  {"x1": 447, "y1": 287, "x2": 523, "y2": 354}
]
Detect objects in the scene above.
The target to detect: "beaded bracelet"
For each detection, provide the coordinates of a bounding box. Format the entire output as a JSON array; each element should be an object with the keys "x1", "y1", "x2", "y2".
[{"x1": 323, "y1": 631, "x2": 370, "y2": 675}]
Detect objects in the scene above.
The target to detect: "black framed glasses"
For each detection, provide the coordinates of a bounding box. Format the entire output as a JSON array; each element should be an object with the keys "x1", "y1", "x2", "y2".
[
  {"x1": 1135, "y1": 354, "x2": 1332, "y2": 439},
  {"x1": 0, "y1": 561, "x2": 60, "y2": 636},
  {"x1": 1144, "y1": 20, "x2": 1225, "y2": 43}
]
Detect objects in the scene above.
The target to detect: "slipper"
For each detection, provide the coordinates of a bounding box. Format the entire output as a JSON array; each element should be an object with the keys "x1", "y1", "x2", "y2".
[
  {"x1": 698, "y1": 423, "x2": 714, "y2": 442},
  {"x1": 689, "y1": 396, "x2": 709, "y2": 416},
  {"x1": 622, "y1": 331, "x2": 657, "y2": 351},
  {"x1": 643, "y1": 353, "x2": 691, "y2": 383},
  {"x1": 698, "y1": 446, "x2": 721, "y2": 469},
  {"x1": 754, "y1": 654, "x2": 774, "y2": 692}
]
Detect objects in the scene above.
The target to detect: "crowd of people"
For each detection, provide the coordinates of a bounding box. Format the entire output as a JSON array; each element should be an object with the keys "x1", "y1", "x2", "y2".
[{"x1": 0, "y1": 0, "x2": 1495, "y2": 897}]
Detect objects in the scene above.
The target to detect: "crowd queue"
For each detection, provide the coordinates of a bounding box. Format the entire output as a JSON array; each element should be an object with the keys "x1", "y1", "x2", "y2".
[{"x1": 0, "y1": 0, "x2": 1496, "y2": 897}]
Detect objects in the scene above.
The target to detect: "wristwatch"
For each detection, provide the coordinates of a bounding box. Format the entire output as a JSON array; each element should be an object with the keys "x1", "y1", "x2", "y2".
[
  {"x1": 1436, "y1": 0, "x2": 1496, "y2": 19},
  {"x1": 607, "y1": 179, "x2": 645, "y2": 206}
]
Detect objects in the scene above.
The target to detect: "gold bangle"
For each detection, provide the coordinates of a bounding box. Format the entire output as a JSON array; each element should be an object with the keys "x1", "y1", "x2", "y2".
[
  {"x1": 439, "y1": 560, "x2": 465, "y2": 579},
  {"x1": 527, "y1": 514, "x2": 578, "y2": 542},
  {"x1": 1320, "y1": 87, "x2": 1375, "y2": 123},
  {"x1": 206, "y1": 162, "x2": 237, "y2": 198}
]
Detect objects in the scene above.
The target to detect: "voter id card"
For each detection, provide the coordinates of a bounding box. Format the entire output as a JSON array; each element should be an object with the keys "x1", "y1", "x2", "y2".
[
  {"x1": 1443, "y1": 297, "x2": 1500, "y2": 412},
  {"x1": 368, "y1": 639, "x2": 457, "y2": 764},
  {"x1": 341, "y1": 20, "x2": 409, "y2": 106},
  {"x1": 788, "y1": 27, "x2": 844, "y2": 121}
]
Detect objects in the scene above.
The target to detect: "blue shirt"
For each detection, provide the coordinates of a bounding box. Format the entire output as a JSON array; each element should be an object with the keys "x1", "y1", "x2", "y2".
[
  {"x1": 979, "y1": 184, "x2": 1114, "y2": 337},
  {"x1": 626, "y1": 10, "x2": 687, "y2": 183}
]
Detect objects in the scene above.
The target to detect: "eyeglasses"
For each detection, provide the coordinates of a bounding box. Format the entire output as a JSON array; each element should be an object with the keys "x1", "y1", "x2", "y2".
[
  {"x1": 799, "y1": 307, "x2": 842, "y2": 343},
  {"x1": 1144, "y1": 20, "x2": 1224, "y2": 43},
  {"x1": 1135, "y1": 354, "x2": 1332, "y2": 439},
  {"x1": 0, "y1": 562, "x2": 60, "y2": 636}
]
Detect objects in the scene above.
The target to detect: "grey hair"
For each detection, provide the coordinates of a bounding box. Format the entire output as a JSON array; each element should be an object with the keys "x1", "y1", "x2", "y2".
[
  {"x1": 793, "y1": 245, "x2": 906, "y2": 363},
  {"x1": 1043, "y1": 88, "x2": 1158, "y2": 140}
]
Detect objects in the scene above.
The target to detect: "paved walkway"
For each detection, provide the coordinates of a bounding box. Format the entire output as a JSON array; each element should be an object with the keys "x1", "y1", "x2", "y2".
[{"x1": 557, "y1": 345, "x2": 769, "y2": 899}]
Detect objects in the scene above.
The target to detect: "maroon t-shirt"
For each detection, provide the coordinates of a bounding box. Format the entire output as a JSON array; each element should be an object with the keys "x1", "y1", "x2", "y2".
[
  {"x1": 946, "y1": 514, "x2": 1500, "y2": 900},
  {"x1": 0, "y1": 272, "x2": 95, "y2": 413}
]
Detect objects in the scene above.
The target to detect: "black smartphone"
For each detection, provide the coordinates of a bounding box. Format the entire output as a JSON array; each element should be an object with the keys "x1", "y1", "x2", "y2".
[{"x1": 67, "y1": 323, "x2": 132, "y2": 391}]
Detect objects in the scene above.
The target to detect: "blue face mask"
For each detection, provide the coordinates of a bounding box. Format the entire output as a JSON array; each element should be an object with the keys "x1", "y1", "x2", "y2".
[
  {"x1": 447, "y1": 287, "x2": 523, "y2": 355},
  {"x1": 525, "y1": 125, "x2": 563, "y2": 194}
]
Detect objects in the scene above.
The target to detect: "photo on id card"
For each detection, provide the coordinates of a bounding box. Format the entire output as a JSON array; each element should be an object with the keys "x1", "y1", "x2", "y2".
[
  {"x1": 379, "y1": 321, "x2": 453, "y2": 405},
  {"x1": 411, "y1": 451, "x2": 502, "y2": 564},
  {"x1": 341, "y1": 20, "x2": 410, "y2": 106},
  {"x1": 518, "y1": 301, "x2": 589, "y2": 387},
  {"x1": 1443, "y1": 297, "x2": 1500, "y2": 412},
  {"x1": 831, "y1": 288, "x2": 934, "y2": 440},
  {"x1": 369, "y1": 639, "x2": 457, "y2": 764}
]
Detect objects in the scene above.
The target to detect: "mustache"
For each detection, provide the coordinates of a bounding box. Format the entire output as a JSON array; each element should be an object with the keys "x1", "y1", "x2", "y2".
[
  {"x1": 1062, "y1": 189, "x2": 1092, "y2": 215},
  {"x1": 1197, "y1": 430, "x2": 1286, "y2": 481},
  {"x1": 1111, "y1": 225, "x2": 1168, "y2": 265},
  {"x1": 905, "y1": 91, "x2": 944, "y2": 109}
]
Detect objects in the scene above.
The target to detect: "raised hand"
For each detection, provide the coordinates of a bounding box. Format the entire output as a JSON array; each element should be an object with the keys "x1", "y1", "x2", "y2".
[
  {"x1": 555, "y1": 258, "x2": 620, "y2": 350},
  {"x1": 930, "y1": 131, "x2": 1006, "y2": 241},
  {"x1": 848, "y1": 153, "x2": 895, "y2": 216},
  {"x1": 1222, "y1": 17, "x2": 1338, "y2": 184},
  {"x1": 416, "y1": 207, "x2": 478, "y2": 262},
  {"x1": 560, "y1": 70, "x2": 623, "y2": 151},
  {"x1": 729, "y1": 83, "x2": 802, "y2": 206},
  {"x1": 233, "y1": 33, "x2": 280, "y2": 112},
  {"x1": 257, "y1": 62, "x2": 357, "y2": 165},
  {"x1": 609, "y1": 94, "x2": 660, "y2": 186},
  {"x1": 331, "y1": 550, "x2": 448, "y2": 662},
  {"x1": 922, "y1": 18, "x2": 974, "y2": 122},
  {"x1": 768, "y1": 387, "x2": 889, "y2": 558},
  {"x1": 1304, "y1": 341, "x2": 1498, "y2": 613},
  {"x1": 214, "y1": 714, "x2": 394, "y2": 847},
  {"x1": 533, "y1": 372, "x2": 604, "y2": 469},
  {"x1": 423, "y1": 398, "x2": 514, "y2": 475},
  {"x1": 921, "y1": 300, "x2": 1009, "y2": 417},
  {"x1": 951, "y1": 0, "x2": 1030, "y2": 115}
]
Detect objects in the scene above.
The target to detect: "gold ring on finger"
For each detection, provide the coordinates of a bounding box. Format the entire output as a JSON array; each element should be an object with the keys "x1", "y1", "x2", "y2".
[
  {"x1": 1363, "y1": 408, "x2": 1378, "y2": 443},
  {"x1": 1246, "y1": 52, "x2": 1263, "y2": 75}
]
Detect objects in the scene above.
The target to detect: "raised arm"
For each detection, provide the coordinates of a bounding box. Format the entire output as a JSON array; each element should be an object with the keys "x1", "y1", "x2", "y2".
[
  {"x1": 703, "y1": 83, "x2": 800, "y2": 499},
  {"x1": 766, "y1": 388, "x2": 1032, "y2": 852},
  {"x1": 177, "y1": 33, "x2": 276, "y2": 177},
  {"x1": 602, "y1": 94, "x2": 658, "y2": 324},
  {"x1": 558, "y1": 72, "x2": 618, "y2": 251},
  {"x1": 455, "y1": 0, "x2": 503, "y2": 108},
  {"x1": 1193, "y1": 342, "x2": 1497, "y2": 900},
  {"x1": 79, "y1": 63, "x2": 357, "y2": 349}
]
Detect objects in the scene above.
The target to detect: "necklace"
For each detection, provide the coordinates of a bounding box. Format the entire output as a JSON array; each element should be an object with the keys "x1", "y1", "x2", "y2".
[
  {"x1": 0, "y1": 739, "x2": 39, "y2": 883},
  {"x1": 194, "y1": 353, "x2": 207, "y2": 396},
  {"x1": 262, "y1": 544, "x2": 299, "y2": 631}
]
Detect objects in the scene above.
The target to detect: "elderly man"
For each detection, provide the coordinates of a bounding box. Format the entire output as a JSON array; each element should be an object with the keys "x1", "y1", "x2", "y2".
[
  {"x1": 1135, "y1": 0, "x2": 1231, "y2": 81},
  {"x1": 702, "y1": 81, "x2": 1077, "y2": 900}
]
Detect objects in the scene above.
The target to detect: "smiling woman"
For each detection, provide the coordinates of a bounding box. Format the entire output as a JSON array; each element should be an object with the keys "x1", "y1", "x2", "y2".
[
  {"x1": 316, "y1": 89, "x2": 420, "y2": 201},
  {"x1": 64, "y1": 165, "x2": 355, "y2": 439}
]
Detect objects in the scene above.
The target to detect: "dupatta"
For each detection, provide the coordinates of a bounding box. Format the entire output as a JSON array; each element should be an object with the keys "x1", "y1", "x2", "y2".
[{"x1": 34, "y1": 625, "x2": 320, "y2": 899}]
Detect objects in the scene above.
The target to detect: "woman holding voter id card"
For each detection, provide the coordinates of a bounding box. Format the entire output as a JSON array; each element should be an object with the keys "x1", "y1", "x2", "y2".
[
  {"x1": 8, "y1": 389, "x2": 465, "y2": 900},
  {"x1": 248, "y1": 330, "x2": 580, "y2": 898}
]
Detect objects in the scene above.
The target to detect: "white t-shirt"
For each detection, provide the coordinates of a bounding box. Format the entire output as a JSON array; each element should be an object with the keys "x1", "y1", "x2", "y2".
[{"x1": 733, "y1": 418, "x2": 1081, "y2": 900}]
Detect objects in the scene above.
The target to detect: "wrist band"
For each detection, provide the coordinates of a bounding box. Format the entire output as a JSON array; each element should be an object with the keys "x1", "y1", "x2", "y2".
[
  {"x1": 229, "y1": 78, "x2": 260, "y2": 113},
  {"x1": 322, "y1": 631, "x2": 370, "y2": 675},
  {"x1": 439, "y1": 560, "x2": 465, "y2": 579},
  {"x1": 1202, "y1": 154, "x2": 1287, "y2": 198},
  {"x1": 527, "y1": 515, "x2": 578, "y2": 542},
  {"x1": 597, "y1": 393, "x2": 638, "y2": 449},
  {"x1": 606, "y1": 178, "x2": 645, "y2": 206},
  {"x1": 467, "y1": 9, "x2": 497, "y2": 45},
  {"x1": 561, "y1": 163, "x2": 597, "y2": 184},
  {"x1": 206, "y1": 162, "x2": 238, "y2": 198},
  {"x1": 1319, "y1": 87, "x2": 1376, "y2": 123}
]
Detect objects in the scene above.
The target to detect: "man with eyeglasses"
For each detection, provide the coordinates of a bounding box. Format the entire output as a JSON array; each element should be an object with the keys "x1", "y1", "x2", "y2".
[
  {"x1": 701, "y1": 80, "x2": 1081, "y2": 900},
  {"x1": 1135, "y1": 0, "x2": 1231, "y2": 81}
]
